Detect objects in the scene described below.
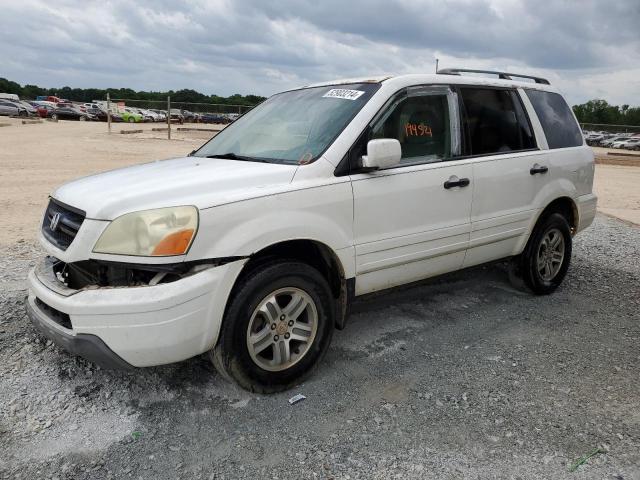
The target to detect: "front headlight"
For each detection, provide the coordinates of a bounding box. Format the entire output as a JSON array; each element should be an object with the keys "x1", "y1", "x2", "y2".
[{"x1": 93, "y1": 206, "x2": 198, "y2": 256}]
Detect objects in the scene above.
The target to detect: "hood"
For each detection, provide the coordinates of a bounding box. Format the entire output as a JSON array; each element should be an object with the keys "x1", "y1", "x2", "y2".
[{"x1": 53, "y1": 157, "x2": 298, "y2": 219}]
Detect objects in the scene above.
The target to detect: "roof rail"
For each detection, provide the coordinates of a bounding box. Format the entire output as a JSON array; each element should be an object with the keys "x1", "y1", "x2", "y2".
[{"x1": 437, "y1": 68, "x2": 550, "y2": 85}]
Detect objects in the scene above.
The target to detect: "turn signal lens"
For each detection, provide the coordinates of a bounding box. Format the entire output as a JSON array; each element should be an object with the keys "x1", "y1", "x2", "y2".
[{"x1": 151, "y1": 229, "x2": 195, "y2": 256}]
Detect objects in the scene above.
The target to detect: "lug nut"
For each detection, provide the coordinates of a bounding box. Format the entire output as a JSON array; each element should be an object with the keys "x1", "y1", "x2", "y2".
[
  {"x1": 274, "y1": 335, "x2": 279, "y2": 341},
  {"x1": 270, "y1": 324, "x2": 276, "y2": 330},
  {"x1": 288, "y1": 320, "x2": 294, "y2": 327},
  {"x1": 280, "y1": 315, "x2": 286, "y2": 320},
  {"x1": 284, "y1": 333, "x2": 290, "y2": 339}
]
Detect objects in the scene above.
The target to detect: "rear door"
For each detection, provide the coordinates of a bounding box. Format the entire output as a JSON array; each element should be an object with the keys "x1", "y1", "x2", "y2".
[
  {"x1": 457, "y1": 86, "x2": 545, "y2": 267},
  {"x1": 351, "y1": 85, "x2": 473, "y2": 295}
]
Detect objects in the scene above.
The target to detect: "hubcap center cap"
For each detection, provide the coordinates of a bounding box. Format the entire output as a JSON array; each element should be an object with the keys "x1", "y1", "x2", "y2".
[{"x1": 276, "y1": 322, "x2": 288, "y2": 335}]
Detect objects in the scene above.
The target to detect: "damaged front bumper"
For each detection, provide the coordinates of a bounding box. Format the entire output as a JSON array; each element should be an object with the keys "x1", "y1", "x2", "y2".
[{"x1": 26, "y1": 256, "x2": 246, "y2": 367}]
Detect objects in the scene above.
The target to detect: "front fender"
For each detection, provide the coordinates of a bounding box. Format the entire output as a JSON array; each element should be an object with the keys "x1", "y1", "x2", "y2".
[{"x1": 185, "y1": 181, "x2": 356, "y2": 278}]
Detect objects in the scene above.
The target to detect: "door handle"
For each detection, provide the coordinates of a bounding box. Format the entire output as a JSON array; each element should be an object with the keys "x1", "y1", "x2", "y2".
[
  {"x1": 443, "y1": 176, "x2": 470, "y2": 189},
  {"x1": 530, "y1": 164, "x2": 548, "y2": 175}
]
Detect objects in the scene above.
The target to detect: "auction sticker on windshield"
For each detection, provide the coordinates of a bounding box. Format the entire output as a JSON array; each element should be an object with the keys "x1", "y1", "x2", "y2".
[{"x1": 323, "y1": 89, "x2": 365, "y2": 100}]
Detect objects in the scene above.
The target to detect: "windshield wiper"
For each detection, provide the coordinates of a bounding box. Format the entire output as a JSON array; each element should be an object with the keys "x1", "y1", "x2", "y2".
[{"x1": 204, "y1": 152, "x2": 269, "y2": 163}]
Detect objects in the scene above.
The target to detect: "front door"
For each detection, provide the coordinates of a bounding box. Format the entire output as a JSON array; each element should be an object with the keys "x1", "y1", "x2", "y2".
[{"x1": 350, "y1": 86, "x2": 473, "y2": 295}]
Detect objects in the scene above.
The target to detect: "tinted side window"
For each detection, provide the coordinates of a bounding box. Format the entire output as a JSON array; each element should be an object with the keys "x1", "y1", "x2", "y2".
[
  {"x1": 525, "y1": 90, "x2": 583, "y2": 149},
  {"x1": 460, "y1": 88, "x2": 535, "y2": 155},
  {"x1": 370, "y1": 94, "x2": 451, "y2": 165}
]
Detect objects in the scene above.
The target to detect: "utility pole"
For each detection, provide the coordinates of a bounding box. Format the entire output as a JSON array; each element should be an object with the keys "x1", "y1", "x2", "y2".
[
  {"x1": 435, "y1": 58, "x2": 439, "y2": 74},
  {"x1": 107, "y1": 92, "x2": 111, "y2": 134},
  {"x1": 167, "y1": 96, "x2": 171, "y2": 140}
]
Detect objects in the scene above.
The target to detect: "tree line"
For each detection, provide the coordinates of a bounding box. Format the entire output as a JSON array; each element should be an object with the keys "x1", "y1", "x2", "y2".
[
  {"x1": 0, "y1": 77, "x2": 266, "y2": 106},
  {"x1": 572, "y1": 99, "x2": 640, "y2": 126}
]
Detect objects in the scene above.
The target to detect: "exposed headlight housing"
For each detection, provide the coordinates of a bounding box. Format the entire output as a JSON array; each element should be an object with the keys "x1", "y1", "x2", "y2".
[{"x1": 93, "y1": 206, "x2": 198, "y2": 257}]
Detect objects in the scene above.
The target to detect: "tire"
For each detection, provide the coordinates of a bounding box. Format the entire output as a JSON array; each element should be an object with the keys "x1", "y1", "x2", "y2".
[
  {"x1": 211, "y1": 261, "x2": 335, "y2": 393},
  {"x1": 51, "y1": 114, "x2": 58, "y2": 121},
  {"x1": 128, "y1": 117, "x2": 134, "y2": 123},
  {"x1": 79, "y1": 116, "x2": 87, "y2": 121},
  {"x1": 18, "y1": 110, "x2": 27, "y2": 117},
  {"x1": 520, "y1": 213, "x2": 572, "y2": 295}
]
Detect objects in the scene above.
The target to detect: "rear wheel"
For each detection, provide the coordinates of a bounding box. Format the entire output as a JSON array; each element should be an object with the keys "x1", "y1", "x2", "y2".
[
  {"x1": 520, "y1": 213, "x2": 572, "y2": 295},
  {"x1": 211, "y1": 261, "x2": 334, "y2": 393}
]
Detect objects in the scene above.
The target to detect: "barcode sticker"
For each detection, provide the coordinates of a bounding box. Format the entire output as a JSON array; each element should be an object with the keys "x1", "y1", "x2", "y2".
[{"x1": 323, "y1": 89, "x2": 365, "y2": 101}]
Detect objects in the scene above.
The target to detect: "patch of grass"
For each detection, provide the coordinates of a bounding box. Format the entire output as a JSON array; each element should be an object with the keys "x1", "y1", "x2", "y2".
[{"x1": 569, "y1": 447, "x2": 605, "y2": 472}]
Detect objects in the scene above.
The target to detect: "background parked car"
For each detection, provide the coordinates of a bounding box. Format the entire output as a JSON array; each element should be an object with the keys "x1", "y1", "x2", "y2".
[
  {"x1": 200, "y1": 113, "x2": 231, "y2": 124},
  {"x1": 150, "y1": 109, "x2": 167, "y2": 122},
  {"x1": 0, "y1": 99, "x2": 35, "y2": 116},
  {"x1": 600, "y1": 135, "x2": 631, "y2": 147},
  {"x1": 615, "y1": 138, "x2": 640, "y2": 150},
  {"x1": 34, "y1": 104, "x2": 56, "y2": 118},
  {"x1": 15, "y1": 100, "x2": 37, "y2": 116},
  {"x1": 120, "y1": 108, "x2": 143, "y2": 123},
  {"x1": 0, "y1": 99, "x2": 21, "y2": 116},
  {"x1": 181, "y1": 109, "x2": 196, "y2": 122},
  {"x1": 50, "y1": 106, "x2": 95, "y2": 121},
  {"x1": 169, "y1": 109, "x2": 184, "y2": 124}
]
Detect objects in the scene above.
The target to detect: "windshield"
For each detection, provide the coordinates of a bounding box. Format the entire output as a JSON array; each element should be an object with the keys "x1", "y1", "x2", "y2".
[{"x1": 193, "y1": 83, "x2": 380, "y2": 164}]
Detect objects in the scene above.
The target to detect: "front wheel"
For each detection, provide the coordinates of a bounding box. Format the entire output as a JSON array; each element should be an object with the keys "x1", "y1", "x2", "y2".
[
  {"x1": 520, "y1": 213, "x2": 572, "y2": 295},
  {"x1": 211, "y1": 261, "x2": 335, "y2": 393}
]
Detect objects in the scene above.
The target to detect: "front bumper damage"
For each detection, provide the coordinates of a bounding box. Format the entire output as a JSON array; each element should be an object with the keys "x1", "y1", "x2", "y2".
[{"x1": 26, "y1": 256, "x2": 246, "y2": 368}]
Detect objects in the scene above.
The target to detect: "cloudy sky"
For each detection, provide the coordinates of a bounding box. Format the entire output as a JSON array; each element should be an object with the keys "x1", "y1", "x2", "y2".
[{"x1": 1, "y1": 0, "x2": 639, "y2": 105}]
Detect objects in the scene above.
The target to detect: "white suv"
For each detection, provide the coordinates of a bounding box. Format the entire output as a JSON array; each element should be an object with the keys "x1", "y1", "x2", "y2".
[{"x1": 27, "y1": 69, "x2": 597, "y2": 392}]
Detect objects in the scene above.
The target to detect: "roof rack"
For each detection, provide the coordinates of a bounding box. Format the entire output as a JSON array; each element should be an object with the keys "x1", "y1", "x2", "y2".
[{"x1": 437, "y1": 68, "x2": 550, "y2": 85}]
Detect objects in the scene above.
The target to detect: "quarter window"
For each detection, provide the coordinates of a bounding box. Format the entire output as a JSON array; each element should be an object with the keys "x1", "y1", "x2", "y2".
[
  {"x1": 525, "y1": 90, "x2": 583, "y2": 149},
  {"x1": 460, "y1": 88, "x2": 536, "y2": 155},
  {"x1": 370, "y1": 92, "x2": 453, "y2": 165}
]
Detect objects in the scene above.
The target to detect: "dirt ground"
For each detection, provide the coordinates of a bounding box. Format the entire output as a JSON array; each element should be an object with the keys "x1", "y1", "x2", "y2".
[
  {"x1": 0, "y1": 118, "x2": 213, "y2": 246},
  {"x1": 0, "y1": 119, "x2": 638, "y2": 247},
  {"x1": 593, "y1": 146, "x2": 640, "y2": 168}
]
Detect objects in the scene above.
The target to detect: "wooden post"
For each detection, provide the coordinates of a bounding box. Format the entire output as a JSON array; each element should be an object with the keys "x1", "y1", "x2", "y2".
[
  {"x1": 167, "y1": 96, "x2": 171, "y2": 140},
  {"x1": 107, "y1": 92, "x2": 111, "y2": 134}
]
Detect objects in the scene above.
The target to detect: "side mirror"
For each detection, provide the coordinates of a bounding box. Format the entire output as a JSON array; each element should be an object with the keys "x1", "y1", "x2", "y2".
[{"x1": 362, "y1": 139, "x2": 401, "y2": 170}]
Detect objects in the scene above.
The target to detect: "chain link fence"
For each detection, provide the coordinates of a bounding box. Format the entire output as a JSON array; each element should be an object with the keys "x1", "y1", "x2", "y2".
[
  {"x1": 100, "y1": 95, "x2": 257, "y2": 139},
  {"x1": 580, "y1": 122, "x2": 640, "y2": 134}
]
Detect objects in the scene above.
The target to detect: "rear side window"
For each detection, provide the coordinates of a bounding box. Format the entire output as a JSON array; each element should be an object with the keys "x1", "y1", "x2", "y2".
[
  {"x1": 525, "y1": 90, "x2": 583, "y2": 149},
  {"x1": 460, "y1": 88, "x2": 536, "y2": 156}
]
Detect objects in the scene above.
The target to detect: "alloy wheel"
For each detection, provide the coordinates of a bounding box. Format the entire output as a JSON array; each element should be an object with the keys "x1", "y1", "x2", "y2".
[
  {"x1": 537, "y1": 228, "x2": 565, "y2": 281},
  {"x1": 246, "y1": 287, "x2": 318, "y2": 372}
]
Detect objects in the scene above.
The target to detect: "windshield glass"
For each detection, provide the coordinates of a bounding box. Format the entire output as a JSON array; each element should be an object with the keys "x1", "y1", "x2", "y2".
[{"x1": 193, "y1": 83, "x2": 380, "y2": 164}]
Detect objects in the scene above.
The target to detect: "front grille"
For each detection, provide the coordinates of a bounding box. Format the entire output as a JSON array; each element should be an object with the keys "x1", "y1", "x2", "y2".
[
  {"x1": 41, "y1": 199, "x2": 85, "y2": 251},
  {"x1": 35, "y1": 297, "x2": 72, "y2": 329}
]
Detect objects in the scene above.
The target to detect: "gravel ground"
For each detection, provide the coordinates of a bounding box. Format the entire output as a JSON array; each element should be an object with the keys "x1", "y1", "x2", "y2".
[{"x1": 1, "y1": 214, "x2": 639, "y2": 479}]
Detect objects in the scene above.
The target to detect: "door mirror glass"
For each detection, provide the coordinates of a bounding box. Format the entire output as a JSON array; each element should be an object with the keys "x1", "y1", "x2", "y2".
[{"x1": 362, "y1": 138, "x2": 402, "y2": 170}]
